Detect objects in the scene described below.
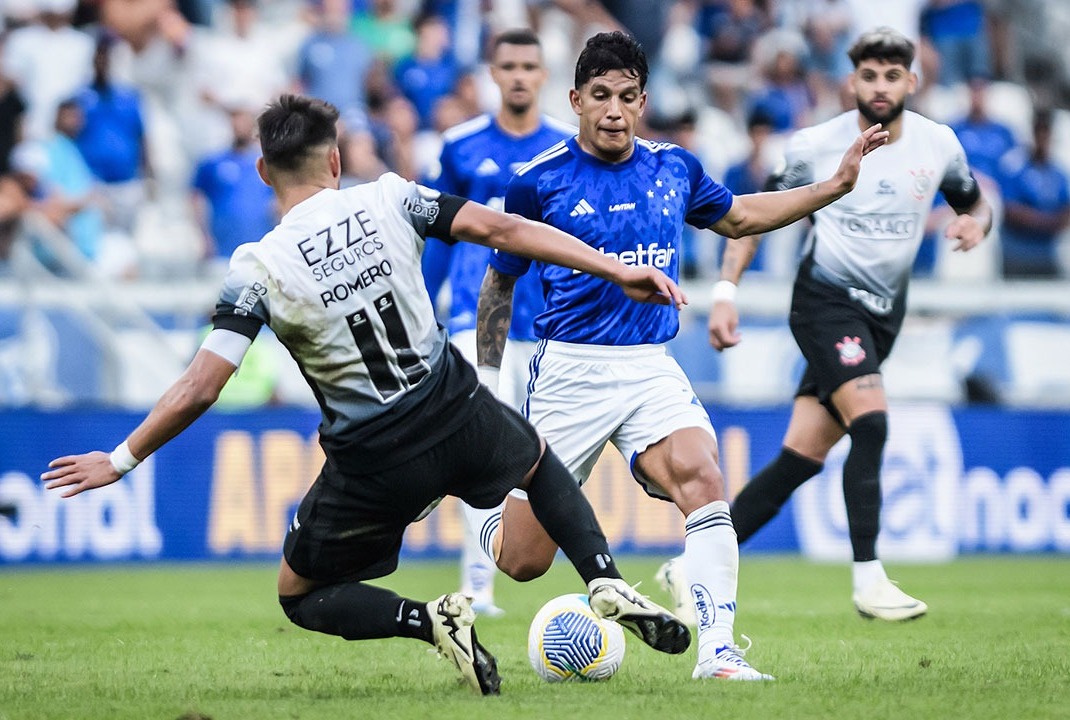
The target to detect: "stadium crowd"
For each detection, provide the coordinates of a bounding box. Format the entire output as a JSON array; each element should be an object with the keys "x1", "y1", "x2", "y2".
[{"x1": 0, "y1": 0, "x2": 1067, "y2": 283}]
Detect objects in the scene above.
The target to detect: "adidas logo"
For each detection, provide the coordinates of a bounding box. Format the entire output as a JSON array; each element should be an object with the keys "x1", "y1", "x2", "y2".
[
  {"x1": 476, "y1": 158, "x2": 500, "y2": 175},
  {"x1": 570, "y1": 198, "x2": 596, "y2": 217}
]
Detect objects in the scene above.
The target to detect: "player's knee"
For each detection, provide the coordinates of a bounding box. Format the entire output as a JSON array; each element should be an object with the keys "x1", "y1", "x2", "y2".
[
  {"x1": 496, "y1": 549, "x2": 552, "y2": 582},
  {"x1": 279, "y1": 594, "x2": 305, "y2": 625},
  {"x1": 847, "y1": 411, "x2": 888, "y2": 450}
]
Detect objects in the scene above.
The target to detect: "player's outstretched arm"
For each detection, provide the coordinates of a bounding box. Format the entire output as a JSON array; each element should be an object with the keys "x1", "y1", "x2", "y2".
[
  {"x1": 711, "y1": 124, "x2": 889, "y2": 239},
  {"x1": 450, "y1": 201, "x2": 687, "y2": 308},
  {"x1": 41, "y1": 349, "x2": 238, "y2": 498}
]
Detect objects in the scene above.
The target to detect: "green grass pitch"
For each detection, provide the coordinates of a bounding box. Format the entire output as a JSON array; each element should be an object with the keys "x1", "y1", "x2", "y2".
[{"x1": 2, "y1": 556, "x2": 1068, "y2": 719}]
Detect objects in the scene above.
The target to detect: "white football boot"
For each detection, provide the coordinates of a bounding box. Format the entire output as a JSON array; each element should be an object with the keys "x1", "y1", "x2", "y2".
[
  {"x1": 693, "y1": 639, "x2": 775, "y2": 681},
  {"x1": 853, "y1": 577, "x2": 928, "y2": 621},
  {"x1": 427, "y1": 593, "x2": 501, "y2": 695}
]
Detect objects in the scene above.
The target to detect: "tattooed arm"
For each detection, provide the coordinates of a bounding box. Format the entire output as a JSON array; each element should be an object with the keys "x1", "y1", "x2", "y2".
[{"x1": 476, "y1": 266, "x2": 518, "y2": 379}]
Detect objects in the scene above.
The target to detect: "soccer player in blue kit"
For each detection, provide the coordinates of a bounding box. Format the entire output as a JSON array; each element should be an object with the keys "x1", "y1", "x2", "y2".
[
  {"x1": 473, "y1": 31, "x2": 889, "y2": 680},
  {"x1": 423, "y1": 28, "x2": 575, "y2": 616}
]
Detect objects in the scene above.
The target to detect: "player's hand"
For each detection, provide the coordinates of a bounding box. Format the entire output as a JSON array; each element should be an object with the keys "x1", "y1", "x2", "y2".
[
  {"x1": 617, "y1": 266, "x2": 688, "y2": 308},
  {"x1": 41, "y1": 451, "x2": 122, "y2": 498},
  {"x1": 708, "y1": 298, "x2": 741, "y2": 351},
  {"x1": 945, "y1": 213, "x2": 985, "y2": 251},
  {"x1": 833, "y1": 123, "x2": 889, "y2": 192}
]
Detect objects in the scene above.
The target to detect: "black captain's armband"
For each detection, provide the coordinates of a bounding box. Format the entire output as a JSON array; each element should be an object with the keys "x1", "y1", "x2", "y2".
[
  {"x1": 213, "y1": 309, "x2": 264, "y2": 340},
  {"x1": 940, "y1": 167, "x2": 982, "y2": 211},
  {"x1": 427, "y1": 192, "x2": 468, "y2": 243}
]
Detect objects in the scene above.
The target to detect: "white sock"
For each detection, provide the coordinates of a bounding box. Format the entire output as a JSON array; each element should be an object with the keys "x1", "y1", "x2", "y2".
[
  {"x1": 682, "y1": 500, "x2": 738, "y2": 661},
  {"x1": 460, "y1": 501, "x2": 502, "y2": 605},
  {"x1": 852, "y1": 559, "x2": 888, "y2": 595}
]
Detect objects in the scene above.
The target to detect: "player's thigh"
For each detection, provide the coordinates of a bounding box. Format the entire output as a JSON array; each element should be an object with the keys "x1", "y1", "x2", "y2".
[
  {"x1": 790, "y1": 301, "x2": 884, "y2": 408},
  {"x1": 283, "y1": 467, "x2": 411, "y2": 585},
  {"x1": 612, "y1": 353, "x2": 720, "y2": 504},
  {"x1": 449, "y1": 386, "x2": 544, "y2": 509},
  {"x1": 782, "y1": 395, "x2": 847, "y2": 462},
  {"x1": 830, "y1": 373, "x2": 888, "y2": 425},
  {"x1": 525, "y1": 347, "x2": 627, "y2": 484},
  {"x1": 633, "y1": 427, "x2": 724, "y2": 513}
]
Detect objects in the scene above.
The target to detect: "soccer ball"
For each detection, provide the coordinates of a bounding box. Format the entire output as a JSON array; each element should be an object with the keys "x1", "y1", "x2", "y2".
[{"x1": 527, "y1": 593, "x2": 626, "y2": 682}]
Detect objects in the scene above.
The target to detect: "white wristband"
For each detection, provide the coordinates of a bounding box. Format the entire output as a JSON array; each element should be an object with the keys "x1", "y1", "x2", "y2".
[
  {"x1": 109, "y1": 440, "x2": 141, "y2": 476},
  {"x1": 711, "y1": 280, "x2": 738, "y2": 304},
  {"x1": 477, "y1": 365, "x2": 501, "y2": 397}
]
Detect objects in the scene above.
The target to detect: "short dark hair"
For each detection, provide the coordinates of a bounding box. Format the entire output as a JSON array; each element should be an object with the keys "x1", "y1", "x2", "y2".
[
  {"x1": 574, "y1": 31, "x2": 648, "y2": 90},
  {"x1": 493, "y1": 27, "x2": 540, "y2": 52},
  {"x1": 847, "y1": 27, "x2": 915, "y2": 69},
  {"x1": 257, "y1": 94, "x2": 339, "y2": 173}
]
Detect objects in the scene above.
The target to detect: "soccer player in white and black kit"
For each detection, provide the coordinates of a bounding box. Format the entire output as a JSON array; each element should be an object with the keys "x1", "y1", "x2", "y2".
[
  {"x1": 707, "y1": 27, "x2": 992, "y2": 621},
  {"x1": 471, "y1": 32, "x2": 888, "y2": 681},
  {"x1": 40, "y1": 94, "x2": 692, "y2": 695}
]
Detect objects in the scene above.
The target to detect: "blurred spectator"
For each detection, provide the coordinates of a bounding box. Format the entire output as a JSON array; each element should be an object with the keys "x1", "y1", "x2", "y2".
[
  {"x1": 421, "y1": 0, "x2": 487, "y2": 69},
  {"x1": 801, "y1": 0, "x2": 853, "y2": 82},
  {"x1": 998, "y1": 108, "x2": 1069, "y2": 279},
  {"x1": 948, "y1": 75, "x2": 1017, "y2": 182},
  {"x1": 0, "y1": 175, "x2": 30, "y2": 272},
  {"x1": 921, "y1": 0, "x2": 990, "y2": 87},
  {"x1": 699, "y1": 0, "x2": 771, "y2": 117},
  {"x1": 394, "y1": 13, "x2": 460, "y2": 130},
  {"x1": 719, "y1": 107, "x2": 777, "y2": 272},
  {"x1": 747, "y1": 33, "x2": 814, "y2": 132},
  {"x1": 190, "y1": 106, "x2": 276, "y2": 267},
  {"x1": 599, "y1": 0, "x2": 670, "y2": 59},
  {"x1": 351, "y1": 0, "x2": 416, "y2": 63},
  {"x1": 74, "y1": 34, "x2": 152, "y2": 235},
  {"x1": 297, "y1": 0, "x2": 375, "y2": 128},
  {"x1": 11, "y1": 100, "x2": 105, "y2": 267},
  {"x1": 0, "y1": 60, "x2": 27, "y2": 175},
  {"x1": 192, "y1": 0, "x2": 289, "y2": 115},
  {"x1": 376, "y1": 94, "x2": 421, "y2": 180},
  {"x1": 1, "y1": 0, "x2": 94, "y2": 140},
  {"x1": 340, "y1": 128, "x2": 389, "y2": 187}
]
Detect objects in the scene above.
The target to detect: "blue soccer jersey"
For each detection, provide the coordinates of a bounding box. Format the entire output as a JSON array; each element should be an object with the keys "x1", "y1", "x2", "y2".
[
  {"x1": 493, "y1": 137, "x2": 733, "y2": 345},
  {"x1": 426, "y1": 113, "x2": 574, "y2": 341}
]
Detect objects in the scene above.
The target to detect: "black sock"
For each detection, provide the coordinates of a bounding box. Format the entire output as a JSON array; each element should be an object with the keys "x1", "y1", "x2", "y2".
[
  {"x1": 843, "y1": 411, "x2": 888, "y2": 562},
  {"x1": 732, "y1": 448, "x2": 823, "y2": 543},
  {"x1": 525, "y1": 447, "x2": 622, "y2": 586},
  {"x1": 279, "y1": 583, "x2": 433, "y2": 644}
]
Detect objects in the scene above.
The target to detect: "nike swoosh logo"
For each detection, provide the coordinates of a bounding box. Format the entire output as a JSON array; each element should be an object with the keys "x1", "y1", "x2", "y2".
[{"x1": 396, "y1": 603, "x2": 405, "y2": 623}]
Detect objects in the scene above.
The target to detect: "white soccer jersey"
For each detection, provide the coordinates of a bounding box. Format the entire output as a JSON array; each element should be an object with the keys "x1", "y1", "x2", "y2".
[
  {"x1": 213, "y1": 173, "x2": 467, "y2": 443},
  {"x1": 774, "y1": 110, "x2": 977, "y2": 304}
]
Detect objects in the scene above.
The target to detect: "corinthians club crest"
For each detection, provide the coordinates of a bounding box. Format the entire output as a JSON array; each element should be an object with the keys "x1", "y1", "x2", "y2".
[{"x1": 836, "y1": 336, "x2": 866, "y2": 366}]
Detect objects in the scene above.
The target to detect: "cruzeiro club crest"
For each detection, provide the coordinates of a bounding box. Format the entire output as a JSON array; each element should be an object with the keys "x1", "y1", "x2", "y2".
[{"x1": 835, "y1": 336, "x2": 866, "y2": 366}]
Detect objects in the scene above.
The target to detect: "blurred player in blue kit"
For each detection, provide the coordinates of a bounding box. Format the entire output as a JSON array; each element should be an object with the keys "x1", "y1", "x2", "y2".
[
  {"x1": 423, "y1": 28, "x2": 574, "y2": 616},
  {"x1": 41, "y1": 94, "x2": 692, "y2": 695},
  {"x1": 471, "y1": 31, "x2": 888, "y2": 681}
]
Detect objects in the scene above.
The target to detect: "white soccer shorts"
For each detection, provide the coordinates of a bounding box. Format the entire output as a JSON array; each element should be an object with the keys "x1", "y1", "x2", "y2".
[{"x1": 523, "y1": 340, "x2": 716, "y2": 499}]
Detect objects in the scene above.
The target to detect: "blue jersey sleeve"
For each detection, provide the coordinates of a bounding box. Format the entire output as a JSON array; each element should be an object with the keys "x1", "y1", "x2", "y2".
[
  {"x1": 681, "y1": 149, "x2": 733, "y2": 228},
  {"x1": 491, "y1": 171, "x2": 537, "y2": 277}
]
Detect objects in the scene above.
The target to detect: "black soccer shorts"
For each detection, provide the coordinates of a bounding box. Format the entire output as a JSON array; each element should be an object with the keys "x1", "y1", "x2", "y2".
[
  {"x1": 789, "y1": 267, "x2": 903, "y2": 413},
  {"x1": 283, "y1": 385, "x2": 541, "y2": 584}
]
